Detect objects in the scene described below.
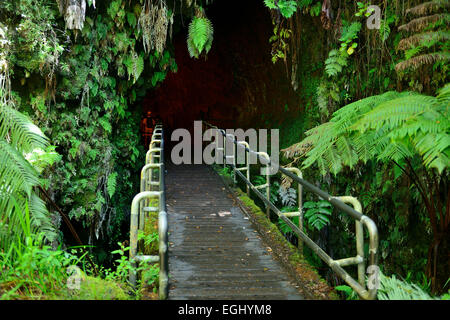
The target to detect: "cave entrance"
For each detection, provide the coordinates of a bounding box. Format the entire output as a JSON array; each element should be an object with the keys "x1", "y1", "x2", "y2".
[{"x1": 140, "y1": 0, "x2": 298, "y2": 147}]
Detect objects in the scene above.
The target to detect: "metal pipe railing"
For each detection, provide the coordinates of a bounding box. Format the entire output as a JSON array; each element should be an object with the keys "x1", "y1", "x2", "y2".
[
  {"x1": 129, "y1": 124, "x2": 168, "y2": 299},
  {"x1": 204, "y1": 121, "x2": 379, "y2": 300}
]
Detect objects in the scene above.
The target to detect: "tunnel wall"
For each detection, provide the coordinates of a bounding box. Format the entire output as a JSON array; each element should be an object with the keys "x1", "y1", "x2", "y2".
[{"x1": 142, "y1": 0, "x2": 300, "y2": 133}]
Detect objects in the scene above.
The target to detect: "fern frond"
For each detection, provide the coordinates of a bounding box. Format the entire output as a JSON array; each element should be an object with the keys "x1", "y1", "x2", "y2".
[
  {"x1": 0, "y1": 98, "x2": 54, "y2": 247},
  {"x1": 413, "y1": 132, "x2": 450, "y2": 172},
  {"x1": 324, "y1": 146, "x2": 343, "y2": 174},
  {"x1": 436, "y1": 83, "x2": 450, "y2": 108},
  {"x1": 332, "y1": 91, "x2": 406, "y2": 123},
  {"x1": 397, "y1": 31, "x2": 450, "y2": 50},
  {"x1": 378, "y1": 272, "x2": 436, "y2": 300},
  {"x1": 325, "y1": 49, "x2": 348, "y2": 77},
  {"x1": 0, "y1": 141, "x2": 40, "y2": 198},
  {"x1": 406, "y1": 1, "x2": 450, "y2": 17},
  {"x1": 291, "y1": 85, "x2": 449, "y2": 176},
  {"x1": 282, "y1": 122, "x2": 333, "y2": 158},
  {"x1": 335, "y1": 136, "x2": 358, "y2": 168},
  {"x1": 187, "y1": 16, "x2": 213, "y2": 59},
  {"x1": 0, "y1": 142, "x2": 55, "y2": 245},
  {"x1": 395, "y1": 51, "x2": 450, "y2": 72},
  {"x1": 29, "y1": 192, "x2": 56, "y2": 241},
  {"x1": 0, "y1": 103, "x2": 48, "y2": 153},
  {"x1": 353, "y1": 94, "x2": 436, "y2": 132},
  {"x1": 398, "y1": 13, "x2": 450, "y2": 33}
]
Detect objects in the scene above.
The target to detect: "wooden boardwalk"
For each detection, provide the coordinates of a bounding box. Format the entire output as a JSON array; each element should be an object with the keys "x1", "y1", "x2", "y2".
[{"x1": 166, "y1": 163, "x2": 303, "y2": 300}]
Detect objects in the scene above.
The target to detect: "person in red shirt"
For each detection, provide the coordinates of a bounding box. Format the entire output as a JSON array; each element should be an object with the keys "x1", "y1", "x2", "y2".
[{"x1": 141, "y1": 111, "x2": 156, "y2": 147}]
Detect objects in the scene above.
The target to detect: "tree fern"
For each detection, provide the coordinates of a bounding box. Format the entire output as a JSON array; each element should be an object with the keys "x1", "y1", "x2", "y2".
[
  {"x1": 0, "y1": 102, "x2": 48, "y2": 153},
  {"x1": 0, "y1": 95, "x2": 56, "y2": 252},
  {"x1": 283, "y1": 86, "x2": 449, "y2": 175},
  {"x1": 187, "y1": 15, "x2": 214, "y2": 59}
]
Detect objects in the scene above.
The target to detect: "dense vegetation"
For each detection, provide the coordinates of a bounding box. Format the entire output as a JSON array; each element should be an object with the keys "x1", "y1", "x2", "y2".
[{"x1": 0, "y1": 0, "x2": 448, "y2": 300}]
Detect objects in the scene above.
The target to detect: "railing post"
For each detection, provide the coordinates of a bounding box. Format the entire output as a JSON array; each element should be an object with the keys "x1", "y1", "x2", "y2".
[
  {"x1": 129, "y1": 124, "x2": 168, "y2": 299},
  {"x1": 284, "y1": 168, "x2": 303, "y2": 251},
  {"x1": 256, "y1": 152, "x2": 271, "y2": 218},
  {"x1": 226, "y1": 134, "x2": 236, "y2": 183},
  {"x1": 129, "y1": 191, "x2": 162, "y2": 288},
  {"x1": 223, "y1": 131, "x2": 227, "y2": 169},
  {"x1": 202, "y1": 121, "x2": 379, "y2": 300},
  {"x1": 237, "y1": 141, "x2": 250, "y2": 196}
]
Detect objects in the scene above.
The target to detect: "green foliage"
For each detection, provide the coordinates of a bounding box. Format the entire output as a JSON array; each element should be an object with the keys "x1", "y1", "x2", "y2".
[
  {"x1": 339, "y1": 21, "x2": 361, "y2": 56},
  {"x1": 217, "y1": 166, "x2": 233, "y2": 178},
  {"x1": 187, "y1": 15, "x2": 214, "y2": 59},
  {"x1": 325, "y1": 49, "x2": 349, "y2": 77},
  {"x1": 0, "y1": 93, "x2": 58, "y2": 252},
  {"x1": 269, "y1": 25, "x2": 292, "y2": 64},
  {"x1": 277, "y1": 207, "x2": 299, "y2": 234},
  {"x1": 0, "y1": 0, "x2": 178, "y2": 252},
  {"x1": 303, "y1": 200, "x2": 332, "y2": 231},
  {"x1": 107, "y1": 172, "x2": 118, "y2": 198},
  {"x1": 0, "y1": 233, "x2": 80, "y2": 299},
  {"x1": 278, "y1": 186, "x2": 297, "y2": 207},
  {"x1": 64, "y1": 275, "x2": 129, "y2": 300},
  {"x1": 138, "y1": 231, "x2": 159, "y2": 252},
  {"x1": 335, "y1": 285, "x2": 358, "y2": 300},
  {"x1": 334, "y1": 272, "x2": 449, "y2": 300},
  {"x1": 0, "y1": 234, "x2": 131, "y2": 300},
  {"x1": 288, "y1": 86, "x2": 450, "y2": 175},
  {"x1": 378, "y1": 272, "x2": 437, "y2": 300},
  {"x1": 123, "y1": 52, "x2": 145, "y2": 84},
  {"x1": 108, "y1": 242, "x2": 135, "y2": 283},
  {"x1": 263, "y1": 0, "x2": 298, "y2": 18},
  {"x1": 141, "y1": 264, "x2": 159, "y2": 290},
  {"x1": 396, "y1": 1, "x2": 450, "y2": 84}
]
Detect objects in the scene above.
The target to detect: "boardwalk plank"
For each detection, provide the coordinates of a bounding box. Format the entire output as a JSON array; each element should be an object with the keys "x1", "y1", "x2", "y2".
[{"x1": 166, "y1": 163, "x2": 303, "y2": 300}]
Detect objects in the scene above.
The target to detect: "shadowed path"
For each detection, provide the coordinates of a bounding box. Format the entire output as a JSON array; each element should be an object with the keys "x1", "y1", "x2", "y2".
[{"x1": 166, "y1": 163, "x2": 303, "y2": 300}]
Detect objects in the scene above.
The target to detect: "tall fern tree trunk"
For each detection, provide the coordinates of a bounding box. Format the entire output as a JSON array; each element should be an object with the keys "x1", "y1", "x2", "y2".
[{"x1": 413, "y1": 166, "x2": 450, "y2": 294}]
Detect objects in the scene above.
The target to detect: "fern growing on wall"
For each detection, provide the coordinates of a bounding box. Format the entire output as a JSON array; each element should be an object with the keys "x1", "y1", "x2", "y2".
[
  {"x1": 396, "y1": 1, "x2": 450, "y2": 73},
  {"x1": 187, "y1": 8, "x2": 214, "y2": 59},
  {"x1": 325, "y1": 49, "x2": 349, "y2": 77}
]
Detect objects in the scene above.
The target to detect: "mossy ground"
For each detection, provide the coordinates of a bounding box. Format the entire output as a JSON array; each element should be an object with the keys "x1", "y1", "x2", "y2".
[{"x1": 59, "y1": 275, "x2": 130, "y2": 300}]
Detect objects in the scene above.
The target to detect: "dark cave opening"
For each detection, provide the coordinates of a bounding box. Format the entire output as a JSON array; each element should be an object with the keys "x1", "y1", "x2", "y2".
[{"x1": 140, "y1": 0, "x2": 299, "y2": 143}]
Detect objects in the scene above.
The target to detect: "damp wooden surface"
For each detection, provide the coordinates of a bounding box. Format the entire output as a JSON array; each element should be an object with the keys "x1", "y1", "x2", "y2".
[{"x1": 166, "y1": 163, "x2": 303, "y2": 300}]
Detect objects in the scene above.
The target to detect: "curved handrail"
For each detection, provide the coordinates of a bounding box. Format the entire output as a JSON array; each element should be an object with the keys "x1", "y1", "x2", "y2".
[
  {"x1": 204, "y1": 121, "x2": 379, "y2": 300},
  {"x1": 129, "y1": 125, "x2": 168, "y2": 300}
]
